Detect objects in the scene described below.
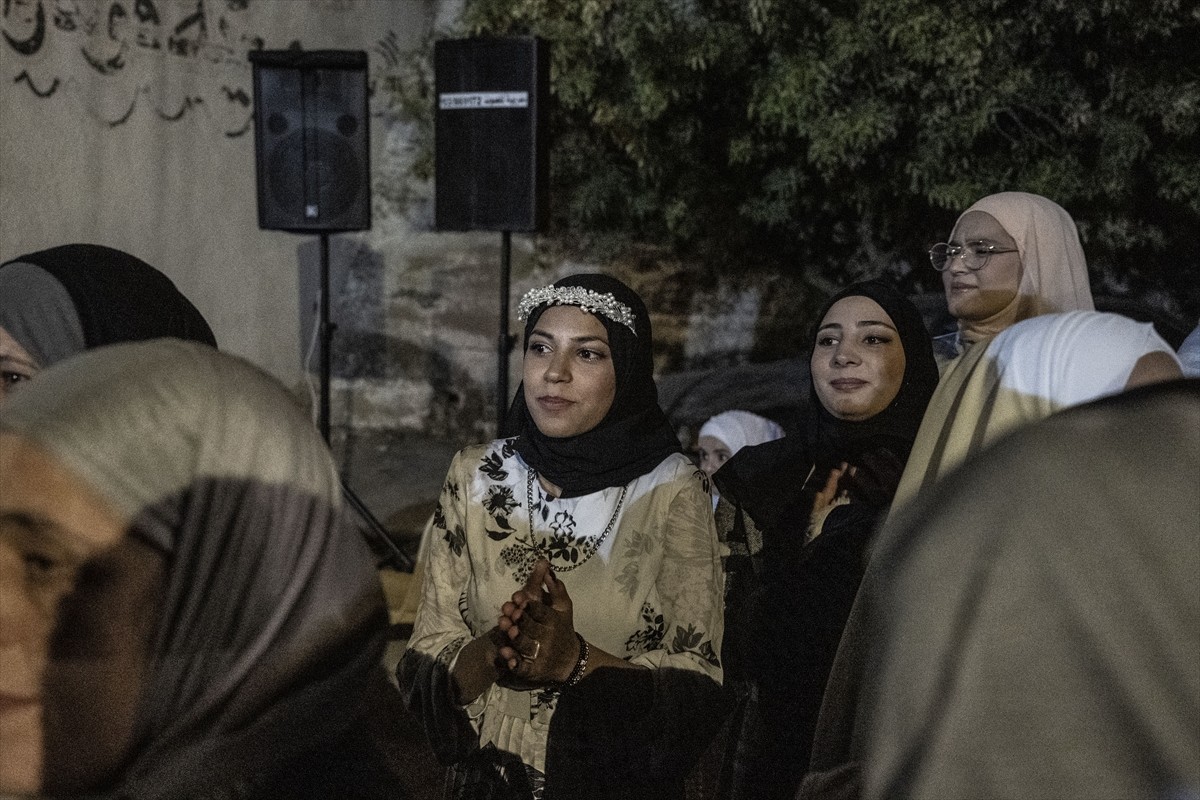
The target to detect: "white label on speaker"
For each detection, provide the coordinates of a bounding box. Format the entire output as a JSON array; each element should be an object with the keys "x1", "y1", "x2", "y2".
[
  {"x1": 438, "y1": 91, "x2": 529, "y2": 110},
  {"x1": 306, "y1": 205, "x2": 319, "y2": 218}
]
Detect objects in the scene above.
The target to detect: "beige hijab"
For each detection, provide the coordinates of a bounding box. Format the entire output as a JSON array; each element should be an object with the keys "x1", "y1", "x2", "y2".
[
  {"x1": 892, "y1": 192, "x2": 1095, "y2": 510},
  {"x1": 0, "y1": 340, "x2": 390, "y2": 799},
  {"x1": 955, "y1": 191, "x2": 1094, "y2": 343},
  {"x1": 863, "y1": 382, "x2": 1200, "y2": 799}
]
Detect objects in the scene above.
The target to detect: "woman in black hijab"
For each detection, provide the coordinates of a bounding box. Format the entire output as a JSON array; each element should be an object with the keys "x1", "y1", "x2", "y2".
[
  {"x1": 399, "y1": 274, "x2": 726, "y2": 799},
  {"x1": 713, "y1": 280, "x2": 939, "y2": 800},
  {"x1": 0, "y1": 244, "x2": 215, "y2": 397}
]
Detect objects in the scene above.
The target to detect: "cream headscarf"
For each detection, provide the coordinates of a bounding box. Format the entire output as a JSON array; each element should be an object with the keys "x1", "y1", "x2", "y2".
[
  {"x1": 953, "y1": 191, "x2": 1094, "y2": 343},
  {"x1": 892, "y1": 192, "x2": 1097, "y2": 510},
  {"x1": 0, "y1": 339, "x2": 391, "y2": 799}
]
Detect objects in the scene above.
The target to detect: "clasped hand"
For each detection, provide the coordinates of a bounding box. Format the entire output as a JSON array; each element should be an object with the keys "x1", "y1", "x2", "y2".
[{"x1": 494, "y1": 558, "x2": 580, "y2": 688}]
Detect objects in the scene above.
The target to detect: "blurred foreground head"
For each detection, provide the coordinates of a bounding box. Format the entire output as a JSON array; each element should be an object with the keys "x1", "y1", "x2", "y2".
[
  {"x1": 864, "y1": 379, "x2": 1200, "y2": 800},
  {"x1": 0, "y1": 340, "x2": 389, "y2": 798}
]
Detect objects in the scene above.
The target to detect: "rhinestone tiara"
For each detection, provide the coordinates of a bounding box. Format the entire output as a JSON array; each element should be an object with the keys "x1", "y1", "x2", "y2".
[{"x1": 515, "y1": 285, "x2": 638, "y2": 334}]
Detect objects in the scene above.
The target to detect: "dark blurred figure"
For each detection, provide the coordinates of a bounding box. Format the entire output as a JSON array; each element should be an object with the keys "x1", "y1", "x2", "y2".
[{"x1": 860, "y1": 379, "x2": 1200, "y2": 800}]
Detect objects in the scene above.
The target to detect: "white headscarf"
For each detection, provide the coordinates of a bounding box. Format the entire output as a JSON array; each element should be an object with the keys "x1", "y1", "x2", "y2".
[
  {"x1": 893, "y1": 311, "x2": 1176, "y2": 510},
  {"x1": 698, "y1": 410, "x2": 785, "y2": 456}
]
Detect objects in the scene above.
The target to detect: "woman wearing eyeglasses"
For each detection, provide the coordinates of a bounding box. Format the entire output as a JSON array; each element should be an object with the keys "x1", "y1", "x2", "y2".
[
  {"x1": 799, "y1": 192, "x2": 1182, "y2": 800},
  {"x1": 888, "y1": 191, "x2": 1185, "y2": 508},
  {"x1": 889, "y1": 191, "x2": 1095, "y2": 508},
  {"x1": 927, "y1": 191, "x2": 1093, "y2": 361},
  {"x1": 888, "y1": 191, "x2": 1094, "y2": 513}
]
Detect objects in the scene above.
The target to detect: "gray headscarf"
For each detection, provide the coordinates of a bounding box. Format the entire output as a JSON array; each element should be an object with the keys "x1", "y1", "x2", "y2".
[
  {"x1": 0, "y1": 339, "x2": 386, "y2": 799},
  {"x1": 0, "y1": 244, "x2": 216, "y2": 369},
  {"x1": 0, "y1": 262, "x2": 85, "y2": 367}
]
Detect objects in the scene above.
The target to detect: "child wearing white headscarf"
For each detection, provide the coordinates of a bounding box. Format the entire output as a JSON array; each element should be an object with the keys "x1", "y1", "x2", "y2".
[{"x1": 697, "y1": 410, "x2": 785, "y2": 508}]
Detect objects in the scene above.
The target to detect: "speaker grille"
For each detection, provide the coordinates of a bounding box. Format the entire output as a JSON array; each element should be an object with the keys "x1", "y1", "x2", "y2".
[
  {"x1": 250, "y1": 51, "x2": 371, "y2": 232},
  {"x1": 266, "y1": 128, "x2": 364, "y2": 221}
]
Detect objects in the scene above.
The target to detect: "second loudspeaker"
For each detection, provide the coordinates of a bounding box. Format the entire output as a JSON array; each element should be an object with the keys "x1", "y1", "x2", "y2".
[{"x1": 434, "y1": 37, "x2": 549, "y2": 232}]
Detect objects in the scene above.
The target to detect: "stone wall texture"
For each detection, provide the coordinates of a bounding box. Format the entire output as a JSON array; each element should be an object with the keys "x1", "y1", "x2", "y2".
[{"x1": 0, "y1": 0, "x2": 886, "y2": 448}]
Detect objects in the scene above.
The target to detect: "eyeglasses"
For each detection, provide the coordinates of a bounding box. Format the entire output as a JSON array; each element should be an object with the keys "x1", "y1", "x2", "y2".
[{"x1": 929, "y1": 242, "x2": 1019, "y2": 272}]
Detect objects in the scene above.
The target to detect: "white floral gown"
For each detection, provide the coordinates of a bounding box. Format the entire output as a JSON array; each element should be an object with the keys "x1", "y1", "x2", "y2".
[{"x1": 406, "y1": 437, "x2": 725, "y2": 775}]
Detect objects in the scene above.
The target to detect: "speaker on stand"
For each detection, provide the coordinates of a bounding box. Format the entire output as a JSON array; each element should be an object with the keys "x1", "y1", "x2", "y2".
[
  {"x1": 434, "y1": 36, "x2": 549, "y2": 430},
  {"x1": 249, "y1": 48, "x2": 411, "y2": 570}
]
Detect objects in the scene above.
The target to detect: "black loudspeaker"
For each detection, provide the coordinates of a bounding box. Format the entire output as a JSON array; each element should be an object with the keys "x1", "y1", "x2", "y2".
[
  {"x1": 434, "y1": 37, "x2": 548, "y2": 232},
  {"x1": 249, "y1": 50, "x2": 370, "y2": 232}
]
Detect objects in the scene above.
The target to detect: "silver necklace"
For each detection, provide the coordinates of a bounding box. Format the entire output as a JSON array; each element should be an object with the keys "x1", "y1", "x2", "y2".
[{"x1": 526, "y1": 468, "x2": 627, "y2": 572}]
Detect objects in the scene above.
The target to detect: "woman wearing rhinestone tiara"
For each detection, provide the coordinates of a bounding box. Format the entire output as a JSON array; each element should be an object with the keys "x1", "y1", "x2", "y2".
[{"x1": 398, "y1": 273, "x2": 725, "y2": 799}]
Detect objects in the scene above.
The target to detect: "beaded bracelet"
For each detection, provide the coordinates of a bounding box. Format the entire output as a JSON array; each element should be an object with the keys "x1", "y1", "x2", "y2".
[{"x1": 563, "y1": 633, "x2": 590, "y2": 688}]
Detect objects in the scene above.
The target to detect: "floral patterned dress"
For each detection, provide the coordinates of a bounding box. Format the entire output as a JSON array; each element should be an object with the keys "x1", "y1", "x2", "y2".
[{"x1": 405, "y1": 437, "x2": 725, "y2": 777}]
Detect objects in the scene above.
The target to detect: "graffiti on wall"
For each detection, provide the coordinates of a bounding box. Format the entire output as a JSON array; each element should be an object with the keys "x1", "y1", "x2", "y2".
[{"x1": 1, "y1": 0, "x2": 276, "y2": 135}]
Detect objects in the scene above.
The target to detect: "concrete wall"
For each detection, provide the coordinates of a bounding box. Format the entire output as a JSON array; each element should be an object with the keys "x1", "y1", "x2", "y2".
[
  {"x1": 1, "y1": 0, "x2": 816, "y2": 446},
  {"x1": 0, "y1": 0, "x2": 439, "y2": 390}
]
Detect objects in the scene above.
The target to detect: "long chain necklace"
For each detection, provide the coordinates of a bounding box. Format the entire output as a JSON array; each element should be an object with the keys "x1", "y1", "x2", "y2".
[{"x1": 526, "y1": 468, "x2": 627, "y2": 572}]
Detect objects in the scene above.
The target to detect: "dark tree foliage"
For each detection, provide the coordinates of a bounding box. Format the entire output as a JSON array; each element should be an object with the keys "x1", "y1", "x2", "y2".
[{"x1": 447, "y1": 0, "x2": 1199, "y2": 314}]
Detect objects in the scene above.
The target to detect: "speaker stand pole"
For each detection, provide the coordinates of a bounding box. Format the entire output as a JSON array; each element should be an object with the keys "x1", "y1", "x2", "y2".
[
  {"x1": 314, "y1": 232, "x2": 414, "y2": 571},
  {"x1": 318, "y1": 231, "x2": 334, "y2": 444},
  {"x1": 497, "y1": 230, "x2": 513, "y2": 433}
]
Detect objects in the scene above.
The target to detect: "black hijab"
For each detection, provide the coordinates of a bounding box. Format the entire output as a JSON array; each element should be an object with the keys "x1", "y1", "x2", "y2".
[
  {"x1": 503, "y1": 273, "x2": 682, "y2": 498},
  {"x1": 0, "y1": 243, "x2": 216, "y2": 364},
  {"x1": 714, "y1": 280, "x2": 939, "y2": 531}
]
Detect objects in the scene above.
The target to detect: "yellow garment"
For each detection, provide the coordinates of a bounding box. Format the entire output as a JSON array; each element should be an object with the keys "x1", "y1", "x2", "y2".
[
  {"x1": 893, "y1": 192, "x2": 1096, "y2": 511},
  {"x1": 893, "y1": 337, "x2": 1031, "y2": 509},
  {"x1": 893, "y1": 310, "x2": 1178, "y2": 510}
]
